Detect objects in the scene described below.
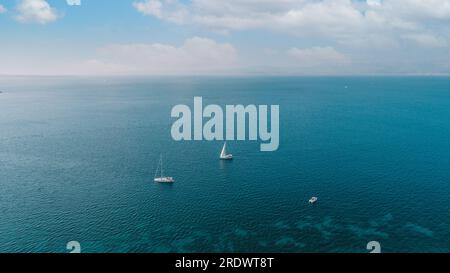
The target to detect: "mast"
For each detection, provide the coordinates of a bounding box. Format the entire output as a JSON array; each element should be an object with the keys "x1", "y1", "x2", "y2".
[
  {"x1": 154, "y1": 157, "x2": 159, "y2": 179},
  {"x1": 160, "y1": 154, "x2": 164, "y2": 178},
  {"x1": 155, "y1": 155, "x2": 163, "y2": 179}
]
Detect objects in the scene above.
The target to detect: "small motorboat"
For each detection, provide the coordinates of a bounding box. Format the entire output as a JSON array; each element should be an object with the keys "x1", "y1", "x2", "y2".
[{"x1": 309, "y1": 197, "x2": 318, "y2": 204}]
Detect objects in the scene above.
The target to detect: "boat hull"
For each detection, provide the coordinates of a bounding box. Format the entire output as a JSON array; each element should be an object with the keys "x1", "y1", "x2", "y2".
[{"x1": 154, "y1": 177, "x2": 175, "y2": 183}]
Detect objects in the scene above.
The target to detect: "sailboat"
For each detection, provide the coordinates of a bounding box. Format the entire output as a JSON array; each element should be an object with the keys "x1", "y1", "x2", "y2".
[
  {"x1": 154, "y1": 155, "x2": 175, "y2": 183},
  {"x1": 220, "y1": 142, "x2": 233, "y2": 160}
]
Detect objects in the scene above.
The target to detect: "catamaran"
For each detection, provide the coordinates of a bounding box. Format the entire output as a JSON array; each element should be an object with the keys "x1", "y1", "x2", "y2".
[
  {"x1": 154, "y1": 155, "x2": 175, "y2": 183},
  {"x1": 220, "y1": 142, "x2": 233, "y2": 160}
]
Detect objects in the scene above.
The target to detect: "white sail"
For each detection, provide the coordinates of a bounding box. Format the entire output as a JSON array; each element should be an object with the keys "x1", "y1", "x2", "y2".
[
  {"x1": 220, "y1": 142, "x2": 233, "y2": 160},
  {"x1": 220, "y1": 142, "x2": 227, "y2": 158}
]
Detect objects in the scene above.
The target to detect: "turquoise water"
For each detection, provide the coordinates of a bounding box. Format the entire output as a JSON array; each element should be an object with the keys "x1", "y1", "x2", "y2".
[{"x1": 0, "y1": 76, "x2": 449, "y2": 253}]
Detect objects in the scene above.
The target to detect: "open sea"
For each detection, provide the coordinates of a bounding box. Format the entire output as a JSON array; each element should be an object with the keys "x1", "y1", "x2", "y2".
[{"x1": 0, "y1": 76, "x2": 449, "y2": 253}]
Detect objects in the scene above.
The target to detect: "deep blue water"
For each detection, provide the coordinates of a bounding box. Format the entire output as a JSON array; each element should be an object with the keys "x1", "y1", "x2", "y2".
[{"x1": 0, "y1": 76, "x2": 449, "y2": 253}]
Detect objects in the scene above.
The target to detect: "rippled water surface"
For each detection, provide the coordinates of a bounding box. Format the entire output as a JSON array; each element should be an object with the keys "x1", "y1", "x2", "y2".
[{"x1": 0, "y1": 76, "x2": 449, "y2": 253}]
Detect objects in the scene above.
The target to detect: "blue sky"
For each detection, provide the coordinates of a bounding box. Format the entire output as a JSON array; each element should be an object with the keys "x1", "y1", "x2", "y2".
[{"x1": 1, "y1": 0, "x2": 450, "y2": 75}]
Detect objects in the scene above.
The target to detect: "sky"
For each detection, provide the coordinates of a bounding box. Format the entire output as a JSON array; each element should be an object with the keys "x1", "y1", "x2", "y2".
[{"x1": 1, "y1": 0, "x2": 450, "y2": 75}]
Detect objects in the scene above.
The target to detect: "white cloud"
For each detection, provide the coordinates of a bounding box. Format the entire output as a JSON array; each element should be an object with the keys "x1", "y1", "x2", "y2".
[
  {"x1": 133, "y1": 0, "x2": 450, "y2": 48},
  {"x1": 366, "y1": 0, "x2": 381, "y2": 7},
  {"x1": 403, "y1": 33, "x2": 448, "y2": 48},
  {"x1": 66, "y1": 0, "x2": 81, "y2": 6},
  {"x1": 380, "y1": 0, "x2": 450, "y2": 20},
  {"x1": 0, "y1": 4, "x2": 7, "y2": 14},
  {"x1": 3, "y1": 0, "x2": 450, "y2": 75},
  {"x1": 15, "y1": 0, "x2": 59, "y2": 24},
  {"x1": 133, "y1": 0, "x2": 364, "y2": 32},
  {"x1": 133, "y1": 0, "x2": 163, "y2": 17},
  {"x1": 133, "y1": 0, "x2": 187, "y2": 24},
  {"x1": 82, "y1": 37, "x2": 239, "y2": 75},
  {"x1": 195, "y1": 0, "x2": 450, "y2": 25},
  {"x1": 288, "y1": 46, "x2": 349, "y2": 67}
]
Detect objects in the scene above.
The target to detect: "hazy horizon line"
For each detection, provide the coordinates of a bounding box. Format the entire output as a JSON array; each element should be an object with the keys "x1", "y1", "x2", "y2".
[{"x1": 2, "y1": 73, "x2": 450, "y2": 78}]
